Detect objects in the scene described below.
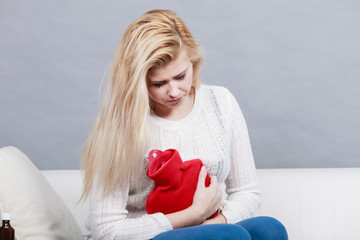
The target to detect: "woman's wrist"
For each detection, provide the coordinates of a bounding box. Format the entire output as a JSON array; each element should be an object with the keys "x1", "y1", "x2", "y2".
[
  {"x1": 218, "y1": 212, "x2": 227, "y2": 223},
  {"x1": 165, "y1": 205, "x2": 206, "y2": 229},
  {"x1": 200, "y1": 212, "x2": 227, "y2": 225},
  {"x1": 189, "y1": 203, "x2": 208, "y2": 223}
]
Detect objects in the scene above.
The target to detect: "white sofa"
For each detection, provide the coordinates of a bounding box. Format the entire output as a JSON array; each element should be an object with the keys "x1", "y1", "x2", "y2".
[
  {"x1": 1, "y1": 146, "x2": 360, "y2": 240},
  {"x1": 42, "y1": 168, "x2": 360, "y2": 240}
]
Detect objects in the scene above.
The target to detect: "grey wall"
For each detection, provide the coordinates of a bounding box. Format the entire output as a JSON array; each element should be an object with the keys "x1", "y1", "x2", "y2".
[{"x1": 1, "y1": 0, "x2": 359, "y2": 170}]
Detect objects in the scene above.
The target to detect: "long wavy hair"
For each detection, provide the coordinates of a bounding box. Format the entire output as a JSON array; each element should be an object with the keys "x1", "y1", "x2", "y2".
[{"x1": 80, "y1": 9, "x2": 203, "y2": 200}]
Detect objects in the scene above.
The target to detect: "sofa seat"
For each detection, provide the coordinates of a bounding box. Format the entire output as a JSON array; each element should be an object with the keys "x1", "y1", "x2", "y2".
[{"x1": 42, "y1": 168, "x2": 360, "y2": 240}]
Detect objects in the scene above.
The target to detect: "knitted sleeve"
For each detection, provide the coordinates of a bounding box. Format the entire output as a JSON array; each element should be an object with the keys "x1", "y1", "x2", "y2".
[
  {"x1": 89, "y1": 183, "x2": 173, "y2": 240},
  {"x1": 221, "y1": 88, "x2": 261, "y2": 223}
]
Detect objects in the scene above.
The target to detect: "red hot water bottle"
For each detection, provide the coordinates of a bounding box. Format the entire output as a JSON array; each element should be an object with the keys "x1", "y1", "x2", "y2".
[{"x1": 146, "y1": 149, "x2": 218, "y2": 219}]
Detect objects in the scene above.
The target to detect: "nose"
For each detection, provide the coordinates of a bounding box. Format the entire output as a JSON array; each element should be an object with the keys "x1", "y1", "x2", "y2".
[{"x1": 168, "y1": 81, "x2": 180, "y2": 98}]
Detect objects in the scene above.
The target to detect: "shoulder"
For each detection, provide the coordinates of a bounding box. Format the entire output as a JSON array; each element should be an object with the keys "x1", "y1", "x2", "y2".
[
  {"x1": 197, "y1": 84, "x2": 239, "y2": 119},
  {"x1": 199, "y1": 84, "x2": 232, "y2": 95},
  {"x1": 199, "y1": 85, "x2": 233, "y2": 102},
  {"x1": 199, "y1": 84, "x2": 236, "y2": 107}
]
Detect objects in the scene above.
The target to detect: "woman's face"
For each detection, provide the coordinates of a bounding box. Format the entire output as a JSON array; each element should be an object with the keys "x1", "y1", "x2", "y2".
[{"x1": 147, "y1": 49, "x2": 194, "y2": 117}]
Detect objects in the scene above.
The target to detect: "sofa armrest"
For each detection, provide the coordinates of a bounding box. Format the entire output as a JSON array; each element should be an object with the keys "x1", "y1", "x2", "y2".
[{"x1": 41, "y1": 170, "x2": 90, "y2": 235}]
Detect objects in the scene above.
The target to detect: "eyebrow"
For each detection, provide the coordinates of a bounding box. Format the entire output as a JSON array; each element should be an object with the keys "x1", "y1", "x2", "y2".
[{"x1": 150, "y1": 67, "x2": 188, "y2": 83}]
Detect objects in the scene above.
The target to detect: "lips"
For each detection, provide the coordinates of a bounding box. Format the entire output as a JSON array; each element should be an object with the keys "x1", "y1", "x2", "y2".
[{"x1": 168, "y1": 97, "x2": 183, "y2": 105}]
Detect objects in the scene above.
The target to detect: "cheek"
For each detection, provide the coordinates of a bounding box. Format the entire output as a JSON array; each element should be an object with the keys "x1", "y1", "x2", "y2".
[
  {"x1": 187, "y1": 67, "x2": 194, "y2": 86},
  {"x1": 147, "y1": 89, "x2": 156, "y2": 100},
  {"x1": 147, "y1": 87, "x2": 163, "y2": 101},
  {"x1": 184, "y1": 74, "x2": 194, "y2": 90}
]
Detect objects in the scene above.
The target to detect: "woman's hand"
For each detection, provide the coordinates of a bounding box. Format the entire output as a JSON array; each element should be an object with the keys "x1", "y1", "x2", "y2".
[
  {"x1": 165, "y1": 166, "x2": 223, "y2": 228},
  {"x1": 190, "y1": 166, "x2": 223, "y2": 221}
]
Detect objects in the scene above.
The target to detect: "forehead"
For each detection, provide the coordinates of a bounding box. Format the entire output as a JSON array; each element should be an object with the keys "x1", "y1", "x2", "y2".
[{"x1": 147, "y1": 50, "x2": 190, "y2": 81}]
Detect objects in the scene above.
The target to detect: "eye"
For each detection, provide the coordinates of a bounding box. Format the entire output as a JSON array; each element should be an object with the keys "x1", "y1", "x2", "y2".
[
  {"x1": 175, "y1": 73, "x2": 186, "y2": 80},
  {"x1": 153, "y1": 82, "x2": 166, "y2": 88}
]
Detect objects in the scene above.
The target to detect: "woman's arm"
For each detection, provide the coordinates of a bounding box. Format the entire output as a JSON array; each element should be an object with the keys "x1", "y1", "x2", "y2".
[
  {"x1": 89, "y1": 167, "x2": 222, "y2": 239},
  {"x1": 89, "y1": 183, "x2": 172, "y2": 240},
  {"x1": 218, "y1": 88, "x2": 261, "y2": 224}
]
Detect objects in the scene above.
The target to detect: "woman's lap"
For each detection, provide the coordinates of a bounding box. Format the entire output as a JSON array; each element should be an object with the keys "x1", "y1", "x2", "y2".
[
  {"x1": 153, "y1": 216, "x2": 288, "y2": 240},
  {"x1": 236, "y1": 216, "x2": 288, "y2": 240},
  {"x1": 153, "y1": 223, "x2": 251, "y2": 240}
]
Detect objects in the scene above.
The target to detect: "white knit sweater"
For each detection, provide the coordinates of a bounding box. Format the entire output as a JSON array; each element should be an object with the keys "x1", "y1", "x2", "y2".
[{"x1": 88, "y1": 85, "x2": 261, "y2": 240}]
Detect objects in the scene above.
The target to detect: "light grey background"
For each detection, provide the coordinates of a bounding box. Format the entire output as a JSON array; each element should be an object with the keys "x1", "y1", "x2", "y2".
[{"x1": 1, "y1": 0, "x2": 359, "y2": 170}]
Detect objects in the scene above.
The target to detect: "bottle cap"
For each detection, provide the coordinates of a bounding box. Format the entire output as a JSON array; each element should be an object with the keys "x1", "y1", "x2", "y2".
[{"x1": 1, "y1": 213, "x2": 11, "y2": 220}]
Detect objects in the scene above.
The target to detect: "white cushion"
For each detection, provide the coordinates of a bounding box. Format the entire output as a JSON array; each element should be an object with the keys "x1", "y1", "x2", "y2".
[{"x1": 0, "y1": 146, "x2": 83, "y2": 240}]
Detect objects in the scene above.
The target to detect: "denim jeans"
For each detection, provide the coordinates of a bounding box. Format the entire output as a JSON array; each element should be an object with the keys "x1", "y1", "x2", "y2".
[{"x1": 153, "y1": 216, "x2": 288, "y2": 240}]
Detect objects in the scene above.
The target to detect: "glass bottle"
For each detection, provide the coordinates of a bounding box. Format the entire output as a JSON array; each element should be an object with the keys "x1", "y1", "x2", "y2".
[{"x1": 0, "y1": 213, "x2": 15, "y2": 240}]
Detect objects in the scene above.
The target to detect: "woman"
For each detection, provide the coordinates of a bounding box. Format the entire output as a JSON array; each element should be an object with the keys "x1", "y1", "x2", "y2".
[{"x1": 81, "y1": 9, "x2": 288, "y2": 240}]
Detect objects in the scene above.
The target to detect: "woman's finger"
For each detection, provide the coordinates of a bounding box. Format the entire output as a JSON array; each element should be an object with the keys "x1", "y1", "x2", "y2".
[{"x1": 196, "y1": 166, "x2": 207, "y2": 190}]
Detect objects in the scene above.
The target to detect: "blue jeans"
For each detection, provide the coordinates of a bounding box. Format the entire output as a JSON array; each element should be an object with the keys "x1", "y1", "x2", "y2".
[{"x1": 153, "y1": 216, "x2": 288, "y2": 240}]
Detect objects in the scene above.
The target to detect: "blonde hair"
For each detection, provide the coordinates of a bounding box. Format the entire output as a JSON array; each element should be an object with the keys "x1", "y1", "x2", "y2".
[{"x1": 80, "y1": 9, "x2": 203, "y2": 200}]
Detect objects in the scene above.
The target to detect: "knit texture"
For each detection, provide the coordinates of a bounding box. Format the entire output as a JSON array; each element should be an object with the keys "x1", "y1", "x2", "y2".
[
  {"x1": 88, "y1": 85, "x2": 261, "y2": 240},
  {"x1": 145, "y1": 149, "x2": 217, "y2": 219}
]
